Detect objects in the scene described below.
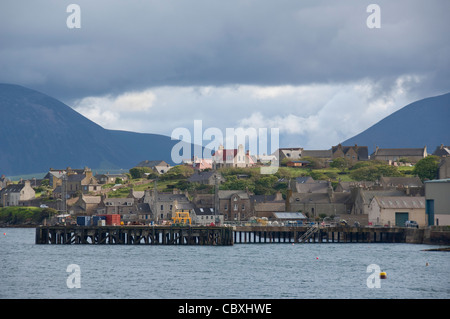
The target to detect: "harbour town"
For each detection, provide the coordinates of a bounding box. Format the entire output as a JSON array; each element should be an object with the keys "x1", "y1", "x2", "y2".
[{"x1": 2, "y1": 144, "x2": 450, "y2": 247}]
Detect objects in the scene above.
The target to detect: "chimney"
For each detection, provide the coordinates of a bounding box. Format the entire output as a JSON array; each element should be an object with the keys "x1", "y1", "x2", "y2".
[
  {"x1": 327, "y1": 181, "x2": 334, "y2": 201},
  {"x1": 84, "y1": 167, "x2": 93, "y2": 179},
  {"x1": 405, "y1": 185, "x2": 410, "y2": 196},
  {"x1": 285, "y1": 180, "x2": 292, "y2": 211},
  {"x1": 275, "y1": 191, "x2": 283, "y2": 201}
]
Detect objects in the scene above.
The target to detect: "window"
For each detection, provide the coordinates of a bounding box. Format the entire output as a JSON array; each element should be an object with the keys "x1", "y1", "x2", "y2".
[
  {"x1": 234, "y1": 204, "x2": 238, "y2": 211},
  {"x1": 160, "y1": 205, "x2": 164, "y2": 211},
  {"x1": 242, "y1": 204, "x2": 245, "y2": 210},
  {"x1": 224, "y1": 204, "x2": 228, "y2": 210}
]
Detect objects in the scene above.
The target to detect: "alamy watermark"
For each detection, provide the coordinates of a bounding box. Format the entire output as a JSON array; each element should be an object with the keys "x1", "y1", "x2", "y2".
[
  {"x1": 366, "y1": 264, "x2": 382, "y2": 288},
  {"x1": 66, "y1": 4, "x2": 81, "y2": 29},
  {"x1": 366, "y1": 4, "x2": 381, "y2": 29},
  {"x1": 171, "y1": 120, "x2": 280, "y2": 174},
  {"x1": 66, "y1": 264, "x2": 81, "y2": 288}
]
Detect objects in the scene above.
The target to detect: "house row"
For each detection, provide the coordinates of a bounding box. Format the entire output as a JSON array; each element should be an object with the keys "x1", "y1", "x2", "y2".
[
  {"x1": 147, "y1": 143, "x2": 448, "y2": 174},
  {"x1": 286, "y1": 175, "x2": 435, "y2": 227},
  {"x1": 275, "y1": 144, "x2": 369, "y2": 165},
  {"x1": 274, "y1": 144, "x2": 450, "y2": 167},
  {"x1": 64, "y1": 173, "x2": 450, "y2": 227}
]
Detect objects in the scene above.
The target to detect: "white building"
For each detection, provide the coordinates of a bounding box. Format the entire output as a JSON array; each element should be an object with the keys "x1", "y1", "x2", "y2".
[{"x1": 191, "y1": 207, "x2": 223, "y2": 226}]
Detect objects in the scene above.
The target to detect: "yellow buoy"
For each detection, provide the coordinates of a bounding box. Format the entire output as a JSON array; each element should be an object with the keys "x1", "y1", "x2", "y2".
[{"x1": 380, "y1": 272, "x2": 387, "y2": 279}]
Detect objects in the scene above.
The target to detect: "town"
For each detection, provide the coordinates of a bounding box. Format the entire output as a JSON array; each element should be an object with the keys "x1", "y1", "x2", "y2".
[{"x1": 1, "y1": 143, "x2": 449, "y2": 231}]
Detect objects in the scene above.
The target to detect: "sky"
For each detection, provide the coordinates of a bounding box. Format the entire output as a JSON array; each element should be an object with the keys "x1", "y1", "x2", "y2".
[{"x1": 1, "y1": 0, "x2": 449, "y2": 151}]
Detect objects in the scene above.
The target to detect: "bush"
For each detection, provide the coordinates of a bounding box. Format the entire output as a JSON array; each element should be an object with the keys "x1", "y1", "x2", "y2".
[
  {"x1": 160, "y1": 165, "x2": 194, "y2": 180},
  {"x1": 129, "y1": 167, "x2": 153, "y2": 179},
  {"x1": 350, "y1": 164, "x2": 402, "y2": 181},
  {"x1": 412, "y1": 155, "x2": 440, "y2": 181},
  {"x1": 0, "y1": 207, "x2": 57, "y2": 225}
]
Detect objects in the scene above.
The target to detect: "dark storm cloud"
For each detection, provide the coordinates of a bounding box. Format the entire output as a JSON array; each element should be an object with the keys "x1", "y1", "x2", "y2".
[{"x1": 1, "y1": 0, "x2": 449, "y2": 101}]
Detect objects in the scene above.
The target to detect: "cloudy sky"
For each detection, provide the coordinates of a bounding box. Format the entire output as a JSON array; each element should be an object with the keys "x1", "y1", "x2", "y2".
[{"x1": 1, "y1": 0, "x2": 449, "y2": 151}]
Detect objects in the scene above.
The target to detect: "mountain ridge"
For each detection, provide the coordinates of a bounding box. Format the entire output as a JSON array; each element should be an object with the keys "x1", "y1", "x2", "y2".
[
  {"x1": 340, "y1": 92, "x2": 450, "y2": 154},
  {"x1": 1, "y1": 83, "x2": 448, "y2": 177},
  {"x1": 0, "y1": 83, "x2": 182, "y2": 176}
]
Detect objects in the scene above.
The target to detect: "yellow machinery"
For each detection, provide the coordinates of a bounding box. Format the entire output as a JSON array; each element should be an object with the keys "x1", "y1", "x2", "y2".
[{"x1": 172, "y1": 211, "x2": 192, "y2": 225}]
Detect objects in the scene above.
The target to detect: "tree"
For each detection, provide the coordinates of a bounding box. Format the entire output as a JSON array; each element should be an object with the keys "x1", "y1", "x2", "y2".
[
  {"x1": 349, "y1": 163, "x2": 402, "y2": 181},
  {"x1": 219, "y1": 176, "x2": 255, "y2": 192},
  {"x1": 160, "y1": 165, "x2": 194, "y2": 180},
  {"x1": 301, "y1": 156, "x2": 325, "y2": 169},
  {"x1": 129, "y1": 167, "x2": 153, "y2": 179},
  {"x1": 254, "y1": 175, "x2": 278, "y2": 195},
  {"x1": 330, "y1": 157, "x2": 350, "y2": 171},
  {"x1": 412, "y1": 155, "x2": 440, "y2": 181}
]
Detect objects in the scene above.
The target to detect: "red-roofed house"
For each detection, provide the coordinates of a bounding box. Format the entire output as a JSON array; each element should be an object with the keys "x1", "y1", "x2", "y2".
[{"x1": 212, "y1": 144, "x2": 255, "y2": 169}]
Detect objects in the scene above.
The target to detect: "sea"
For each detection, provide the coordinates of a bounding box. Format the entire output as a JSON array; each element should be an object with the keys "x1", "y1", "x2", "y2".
[{"x1": 1, "y1": 227, "x2": 449, "y2": 301}]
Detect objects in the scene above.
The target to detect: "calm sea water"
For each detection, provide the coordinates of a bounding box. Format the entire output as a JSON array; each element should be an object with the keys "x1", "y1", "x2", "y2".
[{"x1": 1, "y1": 227, "x2": 449, "y2": 299}]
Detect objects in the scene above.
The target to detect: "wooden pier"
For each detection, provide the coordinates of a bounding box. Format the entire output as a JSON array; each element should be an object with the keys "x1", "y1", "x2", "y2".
[
  {"x1": 35, "y1": 225, "x2": 234, "y2": 246},
  {"x1": 233, "y1": 226, "x2": 405, "y2": 244},
  {"x1": 35, "y1": 225, "x2": 410, "y2": 245}
]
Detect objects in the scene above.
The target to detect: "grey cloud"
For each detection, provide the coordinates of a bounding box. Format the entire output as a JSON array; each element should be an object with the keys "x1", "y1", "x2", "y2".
[{"x1": 1, "y1": 0, "x2": 449, "y2": 102}]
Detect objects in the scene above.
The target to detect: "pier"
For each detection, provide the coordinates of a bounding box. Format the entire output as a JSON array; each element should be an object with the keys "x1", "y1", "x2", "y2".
[
  {"x1": 35, "y1": 225, "x2": 409, "y2": 245},
  {"x1": 35, "y1": 225, "x2": 234, "y2": 246},
  {"x1": 233, "y1": 226, "x2": 405, "y2": 244}
]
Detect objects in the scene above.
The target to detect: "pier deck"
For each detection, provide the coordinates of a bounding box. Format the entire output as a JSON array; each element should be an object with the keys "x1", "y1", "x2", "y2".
[
  {"x1": 233, "y1": 226, "x2": 405, "y2": 243},
  {"x1": 35, "y1": 225, "x2": 409, "y2": 245},
  {"x1": 35, "y1": 225, "x2": 234, "y2": 245}
]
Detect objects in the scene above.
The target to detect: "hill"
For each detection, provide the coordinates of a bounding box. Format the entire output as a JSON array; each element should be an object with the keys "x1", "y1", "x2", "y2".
[
  {"x1": 341, "y1": 92, "x2": 450, "y2": 154},
  {"x1": 0, "y1": 84, "x2": 185, "y2": 176}
]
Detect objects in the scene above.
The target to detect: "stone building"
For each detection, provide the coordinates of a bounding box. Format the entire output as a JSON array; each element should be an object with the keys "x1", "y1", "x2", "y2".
[
  {"x1": 331, "y1": 144, "x2": 369, "y2": 164},
  {"x1": 370, "y1": 146, "x2": 427, "y2": 163},
  {"x1": 438, "y1": 157, "x2": 450, "y2": 179},
  {"x1": 287, "y1": 182, "x2": 353, "y2": 220},
  {"x1": 250, "y1": 192, "x2": 285, "y2": 219},
  {"x1": 143, "y1": 189, "x2": 193, "y2": 223},
  {"x1": 66, "y1": 168, "x2": 101, "y2": 196},
  {"x1": 69, "y1": 195, "x2": 102, "y2": 215},
  {"x1": 187, "y1": 170, "x2": 225, "y2": 185},
  {"x1": 218, "y1": 189, "x2": 253, "y2": 221},
  {"x1": 0, "y1": 180, "x2": 35, "y2": 207},
  {"x1": 367, "y1": 196, "x2": 426, "y2": 227}
]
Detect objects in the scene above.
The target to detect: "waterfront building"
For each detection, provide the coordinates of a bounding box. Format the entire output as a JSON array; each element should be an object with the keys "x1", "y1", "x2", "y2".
[
  {"x1": 218, "y1": 189, "x2": 253, "y2": 221},
  {"x1": 191, "y1": 207, "x2": 224, "y2": 225},
  {"x1": 367, "y1": 196, "x2": 426, "y2": 227},
  {"x1": 424, "y1": 178, "x2": 450, "y2": 226}
]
